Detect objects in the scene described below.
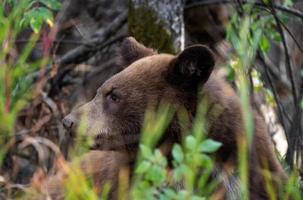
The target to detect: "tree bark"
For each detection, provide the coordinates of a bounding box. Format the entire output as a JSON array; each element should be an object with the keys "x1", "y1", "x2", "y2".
[{"x1": 129, "y1": 0, "x2": 185, "y2": 53}]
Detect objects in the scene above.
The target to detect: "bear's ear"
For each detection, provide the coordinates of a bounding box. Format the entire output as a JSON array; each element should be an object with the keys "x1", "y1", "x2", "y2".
[
  {"x1": 117, "y1": 37, "x2": 155, "y2": 68},
  {"x1": 167, "y1": 45, "x2": 215, "y2": 91}
]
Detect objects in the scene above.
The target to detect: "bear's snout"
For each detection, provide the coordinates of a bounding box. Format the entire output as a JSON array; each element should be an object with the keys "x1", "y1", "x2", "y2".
[{"x1": 62, "y1": 114, "x2": 75, "y2": 131}]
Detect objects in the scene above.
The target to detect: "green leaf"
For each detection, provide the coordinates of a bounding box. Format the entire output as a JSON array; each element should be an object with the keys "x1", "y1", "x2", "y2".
[
  {"x1": 226, "y1": 67, "x2": 235, "y2": 81},
  {"x1": 36, "y1": 7, "x2": 54, "y2": 23},
  {"x1": 300, "y1": 100, "x2": 303, "y2": 109},
  {"x1": 173, "y1": 164, "x2": 188, "y2": 181},
  {"x1": 280, "y1": 15, "x2": 290, "y2": 24},
  {"x1": 251, "y1": 29, "x2": 262, "y2": 53},
  {"x1": 199, "y1": 139, "x2": 222, "y2": 153},
  {"x1": 177, "y1": 190, "x2": 189, "y2": 199},
  {"x1": 192, "y1": 196, "x2": 206, "y2": 200},
  {"x1": 23, "y1": 7, "x2": 54, "y2": 32},
  {"x1": 265, "y1": 89, "x2": 275, "y2": 106},
  {"x1": 0, "y1": 19, "x2": 9, "y2": 42},
  {"x1": 40, "y1": 0, "x2": 61, "y2": 11},
  {"x1": 30, "y1": 18, "x2": 42, "y2": 33},
  {"x1": 200, "y1": 154, "x2": 213, "y2": 169},
  {"x1": 140, "y1": 144, "x2": 153, "y2": 158},
  {"x1": 172, "y1": 144, "x2": 183, "y2": 163},
  {"x1": 154, "y1": 149, "x2": 167, "y2": 166},
  {"x1": 146, "y1": 165, "x2": 166, "y2": 185},
  {"x1": 136, "y1": 161, "x2": 151, "y2": 174},
  {"x1": 162, "y1": 188, "x2": 177, "y2": 199},
  {"x1": 185, "y1": 135, "x2": 197, "y2": 150},
  {"x1": 271, "y1": 31, "x2": 282, "y2": 42},
  {"x1": 259, "y1": 35, "x2": 269, "y2": 53}
]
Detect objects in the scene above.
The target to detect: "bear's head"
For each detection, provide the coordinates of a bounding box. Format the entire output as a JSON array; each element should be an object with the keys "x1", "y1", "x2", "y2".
[{"x1": 62, "y1": 37, "x2": 215, "y2": 150}]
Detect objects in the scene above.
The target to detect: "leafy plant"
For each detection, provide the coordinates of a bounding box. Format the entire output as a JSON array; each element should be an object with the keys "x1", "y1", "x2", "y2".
[
  {"x1": 129, "y1": 98, "x2": 222, "y2": 200},
  {"x1": 8, "y1": 0, "x2": 61, "y2": 33},
  {"x1": 226, "y1": 2, "x2": 302, "y2": 199},
  {"x1": 0, "y1": 0, "x2": 59, "y2": 162}
]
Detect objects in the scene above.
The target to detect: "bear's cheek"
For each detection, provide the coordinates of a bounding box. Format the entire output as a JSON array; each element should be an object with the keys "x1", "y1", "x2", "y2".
[{"x1": 102, "y1": 98, "x2": 124, "y2": 115}]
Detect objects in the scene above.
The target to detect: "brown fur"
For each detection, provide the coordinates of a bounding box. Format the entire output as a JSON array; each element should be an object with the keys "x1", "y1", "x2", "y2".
[
  {"x1": 46, "y1": 37, "x2": 287, "y2": 199},
  {"x1": 34, "y1": 151, "x2": 133, "y2": 200}
]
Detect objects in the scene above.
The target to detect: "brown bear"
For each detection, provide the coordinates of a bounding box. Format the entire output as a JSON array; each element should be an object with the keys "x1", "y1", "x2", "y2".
[{"x1": 42, "y1": 37, "x2": 287, "y2": 200}]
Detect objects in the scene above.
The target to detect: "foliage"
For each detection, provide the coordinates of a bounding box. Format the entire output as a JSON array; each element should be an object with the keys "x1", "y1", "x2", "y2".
[
  {"x1": 0, "y1": 1, "x2": 59, "y2": 198},
  {"x1": 130, "y1": 102, "x2": 222, "y2": 200},
  {"x1": 225, "y1": 3, "x2": 302, "y2": 199},
  {"x1": 0, "y1": 0, "x2": 59, "y2": 163},
  {"x1": 8, "y1": 0, "x2": 61, "y2": 33}
]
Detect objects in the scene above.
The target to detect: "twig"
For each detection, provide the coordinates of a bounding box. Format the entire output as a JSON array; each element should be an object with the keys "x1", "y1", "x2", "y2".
[
  {"x1": 15, "y1": 39, "x2": 89, "y2": 46},
  {"x1": 262, "y1": 55, "x2": 291, "y2": 96},
  {"x1": 268, "y1": 1, "x2": 298, "y2": 106},
  {"x1": 185, "y1": 0, "x2": 303, "y2": 19},
  {"x1": 288, "y1": 75, "x2": 303, "y2": 167},
  {"x1": 49, "y1": 34, "x2": 125, "y2": 96},
  {"x1": 276, "y1": 17, "x2": 303, "y2": 53},
  {"x1": 71, "y1": 19, "x2": 90, "y2": 42},
  {"x1": 56, "y1": 11, "x2": 127, "y2": 66},
  {"x1": 84, "y1": 59, "x2": 117, "y2": 81},
  {"x1": 46, "y1": 11, "x2": 127, "y2": 96},
  {"x1": 19, "y1": 137, "x2": 48, "y2": 172},
  {"x1": 257, "y1": 53, "x2": 295, "y2": 166},
  {"x1": 257, "y1": 53, "x2": 290, "y2": 132}
]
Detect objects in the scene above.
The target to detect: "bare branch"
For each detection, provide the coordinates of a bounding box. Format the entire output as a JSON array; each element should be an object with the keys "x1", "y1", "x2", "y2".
[
  {"x1": 185, "y1": 0, "x2": 303, "y2": 19},
  {"x1": 268, "y1": 1, "x2": 298, "y2": 106},
  {"x1": 56, "y1": 11, "x2": 127, "y2": 66}
]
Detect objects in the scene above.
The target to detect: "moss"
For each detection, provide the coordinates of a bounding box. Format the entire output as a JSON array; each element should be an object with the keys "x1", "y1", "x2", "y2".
[{"x1": 128, "y1": 1, "x2": 175, "y2": 54}]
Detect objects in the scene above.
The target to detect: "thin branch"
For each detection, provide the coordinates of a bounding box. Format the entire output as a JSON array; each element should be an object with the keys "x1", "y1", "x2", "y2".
[
  {"x1": 257, "y1": 53, "x2": 290, "y2": 142},
  {"x1": 51, "y1": 34, "x2": 125, "y2": 86},
  {"x1": 268, "y1": 1, "x2": 298, "y2": 105},
  {"x1": 262, "y1": 56, "x2": 292, "y2": 96},
  {"x1": 276, "y1": 18, "x2": 303, "y2": 53},
  {"x1": 23, "y1": 11, "x2": 127, "y2": 91},
  {"x1": 56, "y1": 11, "x2": 127, "y2": 66},
  {"x1": 185, "y1": 0, "x2": 303, "y2": 19},
  {"x1": 71, "y1": 19, "x2": 90, "y2": 42},
  {"x1": 15, "y1": 39, "x2": 89, "y2": 46}
]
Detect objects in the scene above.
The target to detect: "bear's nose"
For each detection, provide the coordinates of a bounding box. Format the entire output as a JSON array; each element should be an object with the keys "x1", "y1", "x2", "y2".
[{"x1": 62, "y1": 115, "x2": 74, "y2": 130}]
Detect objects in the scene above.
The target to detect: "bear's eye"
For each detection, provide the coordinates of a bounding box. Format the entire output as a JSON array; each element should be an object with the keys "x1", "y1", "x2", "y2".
[{"x1": 107, "y1": 92, "x2": 120, "y2": 103}]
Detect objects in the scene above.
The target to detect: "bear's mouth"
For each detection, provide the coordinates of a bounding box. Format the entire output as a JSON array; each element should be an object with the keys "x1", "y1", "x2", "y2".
[
  {"x1": 90, "y1": 134, "x2": 114, "y2": 150},
  {"x1": 90, "y1": 132, "x2": 140, "y2": 150}
]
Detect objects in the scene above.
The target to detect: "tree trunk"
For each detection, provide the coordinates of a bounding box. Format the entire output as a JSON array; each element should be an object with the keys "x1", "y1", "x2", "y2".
[{"x1": 129, "y1": 0, "x2": 185, "y2": 53}]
